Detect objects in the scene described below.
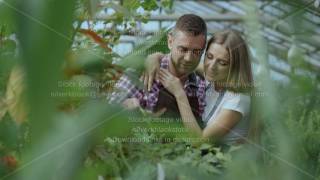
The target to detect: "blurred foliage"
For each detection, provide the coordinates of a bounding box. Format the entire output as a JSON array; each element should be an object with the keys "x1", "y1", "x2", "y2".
[
  {"x1": 77, "y1": 132, "x2": 234, "y2": 179},
  {"x1": 0, "y1": 0, "x2": 319, "y2": 179},
  {"x1": 74, "y1": 0, "x2": 173, "y2": 48}
]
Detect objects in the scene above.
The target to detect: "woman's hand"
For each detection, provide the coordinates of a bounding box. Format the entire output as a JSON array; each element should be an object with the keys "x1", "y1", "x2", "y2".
[
  {"x1": 158, "y1": 69, "x2": 184, "y2": 98},
  {"x1": 142, "y1": 52, "x2": 164, "y2": 91}
]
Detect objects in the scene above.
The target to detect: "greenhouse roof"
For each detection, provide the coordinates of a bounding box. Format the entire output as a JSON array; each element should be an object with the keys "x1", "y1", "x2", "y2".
[{"x1": 96, "y1": 0, "x2": 320, "y2": 81}]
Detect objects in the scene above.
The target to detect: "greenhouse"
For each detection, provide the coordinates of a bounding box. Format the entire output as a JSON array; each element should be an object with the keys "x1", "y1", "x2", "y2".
[{"x1": 0, "y1": 0, "x2": 319, "y2": 179}]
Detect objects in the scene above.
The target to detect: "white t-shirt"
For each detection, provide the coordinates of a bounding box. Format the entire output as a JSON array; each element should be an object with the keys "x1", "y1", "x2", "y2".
[{"x1": 202, "y1": 81, "x2": 251, "y2": 144}]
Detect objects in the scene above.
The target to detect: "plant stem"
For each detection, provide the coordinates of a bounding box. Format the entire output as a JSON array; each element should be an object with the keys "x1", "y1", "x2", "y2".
[
  {"x1": 70, "y1": 20, "x2": 83, "y2": 47},
  {"x1": 118, "y1": 143, "x2": 133, "y2": 173}
]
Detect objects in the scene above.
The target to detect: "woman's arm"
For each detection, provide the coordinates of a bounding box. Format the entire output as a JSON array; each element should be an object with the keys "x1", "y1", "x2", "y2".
[
  {"x1": 159, "y1": 69, "x2": 242, "y2": 140},
  {"x1": 176, "y1": 91, "x2": 242, "y2": 139},
  {"x1": 174, "y1": 92, "x2": 203, "y2": 136},
  {"x1": 158, "y1": 69, "x2": 202, "y2": 136},
  {"x1": 202, "y1": 110, "x2": 242, "y2": 139},
  {"x1": 143, "y1": 52, "x2": 165, "y2": 91},
  {"x1": 175, "y1": 93, "x2": 242, "y2": 139}
]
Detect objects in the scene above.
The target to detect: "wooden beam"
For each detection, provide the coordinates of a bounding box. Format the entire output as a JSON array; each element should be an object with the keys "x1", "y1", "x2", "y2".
[
  {"x1": 259, "y1": 13, "x2": 320, "y2": 50},
  {"x1": 95, "y1": 14, "x2": 244, "y2": 22},
  {"x1": 251, "y1": 56, "x2": 291, "y2": 77},
  {"x1": 267, "y1": 42, "x2": 320, "y2": 73}
]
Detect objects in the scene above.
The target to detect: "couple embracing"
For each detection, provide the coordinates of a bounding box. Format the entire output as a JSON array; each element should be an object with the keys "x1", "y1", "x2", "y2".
[{"x1": 109, "y1": 14, "x2": 254, "y2": 145}]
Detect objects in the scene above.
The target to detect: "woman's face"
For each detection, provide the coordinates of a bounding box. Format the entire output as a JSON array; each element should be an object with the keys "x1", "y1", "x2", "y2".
[{"x1": 204, "y1": 43, "x2": 230, "y2": 83}]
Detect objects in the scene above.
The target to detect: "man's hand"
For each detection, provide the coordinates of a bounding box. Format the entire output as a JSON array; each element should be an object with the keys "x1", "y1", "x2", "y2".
[
  {"x1": 150, "y1": 107, "x2": 167, "y2": 117},
  {"x1": 142, "y1": 52, "x2": 164, "y2": 91},
  {"x1": 122, "y1": 98, "x2": 140, "y2": 110},
  {"x1": 123, "y1": 98, "x2": 167, "y2": 117},
  {"x1": 139, "y1": 107, "x2": 167, "y2": 117}
]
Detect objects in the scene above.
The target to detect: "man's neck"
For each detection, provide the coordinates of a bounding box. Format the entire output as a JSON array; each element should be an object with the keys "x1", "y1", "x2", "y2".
[{"x1": 168, "y1": 57, "x2": 188, "y2": 83}]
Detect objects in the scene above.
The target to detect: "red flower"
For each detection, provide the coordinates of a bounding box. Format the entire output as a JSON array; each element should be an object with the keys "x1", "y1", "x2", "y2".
[{"x1": 2, "y1": 155, "x2": 17, "y2": 169}]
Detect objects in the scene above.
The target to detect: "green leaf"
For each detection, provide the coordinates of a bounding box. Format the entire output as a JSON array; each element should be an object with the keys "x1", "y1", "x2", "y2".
[
  {"x1": 0, "y1": 39, "x2": 16, "y2": 54},
  {"x1": 202, "y1": 154, "x2": 219, "y2": 164},
  {"x1": 0, "y1": 4, "x2": 16, "y2": 35},
  {"x1": 198, "y1": 162, "x2": 222, "y2": 174},
  {"x1": 0, "y1": 113, "x2": 18, "y2": 150},
  {"x1": 228, "y1": 145, "x2": 243, "y2": 153},
  {"x1": 160, "y1": 0, "x2": 173, "y2": 9},
  {"x1": 123, "y1": 0, "x2": 140, "y2": 11},
  {"x1": 126, "y1": 161, "x2": 157, "y2": 180},
  {"x1": 199, "y1": 143, "x2": 212, "y2": 150},
  {"x1": 117, "y1": 29, "x2": 168, "y2": 72},
  {"x1": 141, "y1": 0, "x2": 158, "y2": 11},
  {"x1": 160, "y1": 148, "x2": 173, "y2": 156}
]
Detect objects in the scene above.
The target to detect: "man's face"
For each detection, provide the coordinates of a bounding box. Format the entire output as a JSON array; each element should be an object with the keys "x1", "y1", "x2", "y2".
[{"x1": 168, "y1": 30, "x2": 206, "y2": 77}]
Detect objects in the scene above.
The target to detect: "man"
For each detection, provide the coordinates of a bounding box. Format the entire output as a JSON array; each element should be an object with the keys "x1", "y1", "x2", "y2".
[{"x1": 109, "y1": 14, "x2": 207, "y2": 125}]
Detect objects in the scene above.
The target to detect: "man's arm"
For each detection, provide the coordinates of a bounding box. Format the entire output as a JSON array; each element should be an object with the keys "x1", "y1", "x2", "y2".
[{"x1": 108, "y1": 74, "x2": 146, "y2": 108}]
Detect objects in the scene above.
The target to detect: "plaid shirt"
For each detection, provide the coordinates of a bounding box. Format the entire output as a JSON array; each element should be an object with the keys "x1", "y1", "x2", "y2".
[{"x1": 108, "y1": 54, "x2": 206, "y2": 117}]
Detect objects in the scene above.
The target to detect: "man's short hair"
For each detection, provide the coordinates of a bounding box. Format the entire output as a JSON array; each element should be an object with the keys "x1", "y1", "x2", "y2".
[{"x1": 171, "y1": 14, "x2": 207, "y2": 36}]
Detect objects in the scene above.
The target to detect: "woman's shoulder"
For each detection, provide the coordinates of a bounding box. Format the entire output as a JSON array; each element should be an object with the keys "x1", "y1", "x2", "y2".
[
  {"x1": 224, "y1": 91, "x2": 250, "y2": 102},
  {"x1": 222, "y1": 91, "x2": 251, "y2": 116}
]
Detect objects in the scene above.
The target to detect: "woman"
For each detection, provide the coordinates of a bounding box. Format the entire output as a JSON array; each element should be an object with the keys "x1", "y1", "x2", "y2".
[{"x1": 144, "y1": 30, "x2": 254, "y2": 144}]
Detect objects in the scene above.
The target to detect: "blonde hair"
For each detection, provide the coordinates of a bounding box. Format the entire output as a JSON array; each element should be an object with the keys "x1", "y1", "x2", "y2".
[
  {"x1": 206, "y1": 30, "x2": 253, "y2": 93},
  {"x1": 206, "y1": 30, "x2": 262, "y2": 144}
]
